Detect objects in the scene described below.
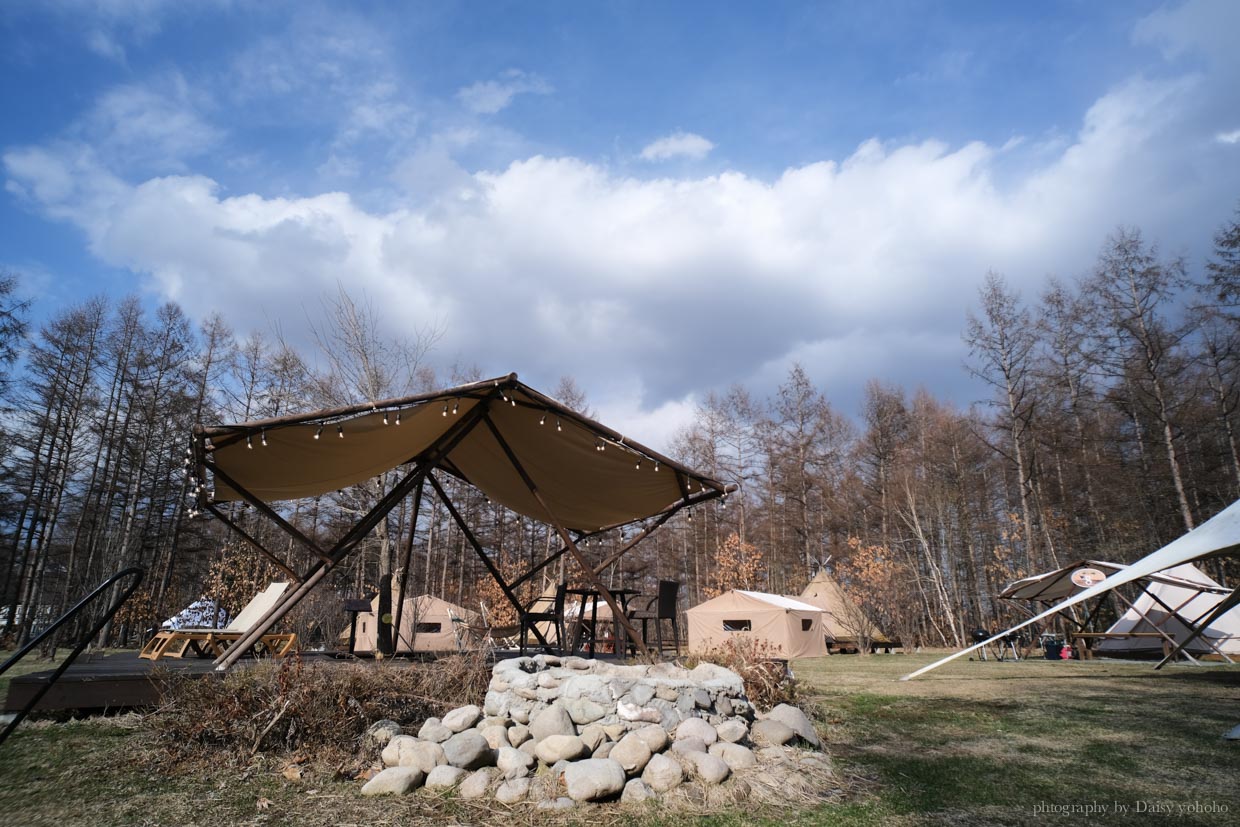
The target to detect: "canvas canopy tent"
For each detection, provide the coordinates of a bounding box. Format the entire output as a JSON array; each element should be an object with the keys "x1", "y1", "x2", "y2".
[
  {"x1": 1094, "y1": 563, "x2": 1240, "y2": 658},
  {"x1": 905, "y1": 498, "x2": 1240, "y2": 680},
  {"x1": 191, "y1": 374, "x2": 733, "y2": 670},
  {"x1": 343, "y1": 593, "x2": 481, "y2": 654},
  {"x1": 686, "y1": 590, "x2": 828, "y2": 659},
  {"x1": 797, "y1": 570, "x2": 895, "y2": 650}
]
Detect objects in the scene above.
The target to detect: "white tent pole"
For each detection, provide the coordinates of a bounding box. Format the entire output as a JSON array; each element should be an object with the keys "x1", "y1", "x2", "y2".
[{"x1": 1154, "y1": 587, "x2": 1240, "y2": 669}]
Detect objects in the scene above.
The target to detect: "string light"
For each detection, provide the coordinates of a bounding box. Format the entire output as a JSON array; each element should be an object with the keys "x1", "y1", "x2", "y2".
[
  {"x1": 452, "y1": 399, "x2": 460, "y2": 415},
  {"x1": 442, "y1": 402, "x2": 448, "y2": 416},
  {"x1": 314, "y1": 425, "x2": 323, "y2": 440},
  {"x1": 337, "y1": 424, "x2": 344, "y2": 439},
  {"x1": 246, "y1": 435, "x2": 253, "y2": 449},
  {"x1": 383, "y1": 411, "x2": 389, "y2": 425},
  {"x1": 396, "y1": 410, "x2": 402, "y2": 425},
  {"x1": 556, "y1": 418, "x2": 562, "y2": 432},
  {"x1": 654, "y1": 461, "x2": 660, "y2": 472},
  {"x1": 635, "y1": 458, "x2": 641, "y2": 470},
  {"x1": 260, "y1": 430, "x2": 267, "y2": 447},
  {"x1": 540, "y1": 412, "x2": 546, "y2": 426}
]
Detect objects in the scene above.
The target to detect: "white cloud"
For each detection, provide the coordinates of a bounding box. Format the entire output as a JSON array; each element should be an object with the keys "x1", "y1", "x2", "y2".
[
  {"x1": 640, "y1": 132, "x2": 715, "y2": 162},
  {"x1": 1217, "y1": 129, "x2": 1240, "y2": 145},
  {"x1": 457, "y1": 70, "x2": 552, "y2": 115}
]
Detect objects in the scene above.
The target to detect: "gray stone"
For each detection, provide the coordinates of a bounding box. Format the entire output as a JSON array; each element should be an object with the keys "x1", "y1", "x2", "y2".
[
  {"x1": 496, "y1": 777, "x2": 531, "y2": 803},
  {"x1": 442, "y1": 730, "x2": 494, "y2": 769},
  {"x1": 618, "y1": 701, "x2": 662, "y2": 723},
  {"x1": 380, "y1": 735, "x2": 416, "y2": 768},
  {"x1": 716, "y1": 719, "x2": 748, "y2": 743},
  {"x1": 481, "y1": 725, "x2": 510, "y2": 749},
  {"x1": 425, "y1": 765, "x2": 469, "y2": 789},
  {"x1": 561, "y1": 674, "x2": 612, "y2": 705},
  {"x1": 564, "y1": 758, "x2": 627, "y2": 802},
  {"x1": 708, "y1": 741, "x2": 758, "y2": 771},
  {"x1": 766, "y1": 703, "x2": 821, "y2": 747},
  {"x1": 564, "y1": 697, "x2": 607, "y2": 725},
  {"x1": 602, "y1": 723, "x2": 628, "y2": 741},
  {"x1": 418, "y1": 717, "x2": 453, "y2": 743},
  {"x1": 537, "y1": 797, "x2": 577, "y2": 811},
  {"x1": 641, "y1": 753, "x2": 684, "y2": 793},
  {"x1": 518, "y1": 738, "x2": 538, "y2": 758},
  {"x1": 442, "y1": 704, "x2": 482, "y2": 733},
  {"x1": 361, "y1": 766, "x2": 424, "y2": 796},
  {"x1": 481, "y1": 716, "x2": 510, "y2": 730},
  {"x1": 386, "y1": 739, "x2": 446, "y2": 774},
  {"x1": 628, "y1": 683, "x2": 656, "y2": 706},
  {"x1": 671, "y1": 736, "x2": 707, "y2": 755},
  {"x1": 578, "y1": 723, "x2": 605, "y2": 752},
  {"x1": 529, "y1": 703, "x2": 576, "y2": 742},
  {"x1": 364, "y1": 719, "x2": 402, "y2": 751},
  {"x1": 535, "y1": 734, "x2": 588, "y2": 764},
  {"x1": 693, "y1": 689, "x2": 712, "y2": 709},
  {"x1": 621, "y1": 778, "x2": 655, "y2": 804},
  {"x1": 509, "y1": 704, "x2": 531, "y2": 725},
  {"x1": 497, "y1": 745, "x2": 536, "y2": 779},
  {"x1": 655, "y1": 685, "x2": 680, "y2": 702},
  {"x1": 632, "y1": 724, "x2": 670, "y2": 754},
  {"x1": 458, "y1": 767, "x2": 497, "y2": 799},
  {"x1": 593, "y1": 741, "x2": 615, "y2": 759},
  {"x1": 483, "y1": 690, "x2": 511, "y2": 718},
  {"x1": 715, "y1": 696, "x2": 734, "y2": 717},
  {"x1": 610, "y1": 731, "x2": 653, "y2": 775},
  {"x1": 750, "y1": 719, "x2": 796, "y2": 747},
  {"x1": 676, "y1": 717, "x2": 718, "y2": 745},
  {"x1": 686, "y1": 751, "x2": 731, "y2": 785},
  {"x1": 676, "y1": 692, "x2": 695, "y2": 713},
  {"x1": 561, "y1": 656, "x2": 593, "y2": 670},
  {"x1": 508, "y1": 724, "x2": 532, "y2": 747}
]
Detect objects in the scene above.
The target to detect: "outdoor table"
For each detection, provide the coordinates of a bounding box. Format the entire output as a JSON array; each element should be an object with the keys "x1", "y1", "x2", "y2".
[
  {"x1": 566, "y1": 587, "x2": 641, "y2": 658},
  {"x1": 1070, "y1": 631, "x2": 1171, "y2": 659}
]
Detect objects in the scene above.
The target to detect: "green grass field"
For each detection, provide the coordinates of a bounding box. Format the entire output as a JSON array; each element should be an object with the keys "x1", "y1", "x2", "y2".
[{"x1": 1, "y1": 651, "x2": 1237, "y2": 826}]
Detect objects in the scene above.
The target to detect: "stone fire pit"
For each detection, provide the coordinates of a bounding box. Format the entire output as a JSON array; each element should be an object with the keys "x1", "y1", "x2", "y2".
[{"x1": 360, "y1": 654, "x2": 833, "y2": 809}]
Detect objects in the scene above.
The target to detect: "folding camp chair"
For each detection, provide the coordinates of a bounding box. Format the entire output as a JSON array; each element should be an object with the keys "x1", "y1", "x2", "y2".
[{"x1": 140, "y1": 583, "x2": 298, "y2": 660}]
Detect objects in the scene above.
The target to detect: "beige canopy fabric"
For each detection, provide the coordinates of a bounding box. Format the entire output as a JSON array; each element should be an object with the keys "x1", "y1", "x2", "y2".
[
  {"x1": 198, "y1": 375, "x2": 729, "y2": 533},
  {"x1": 1094, "y1": 563, "x2": 1240, "y2": 657},
  {"x1": 686, "y1": 590, "x2": 827, "y2": 659},
  {"x1": 797, "y1": 570, "x2": 893, "y2": 647},
  {"x1": 344, "y1": 593, "x2": 481, "y2": 654}
]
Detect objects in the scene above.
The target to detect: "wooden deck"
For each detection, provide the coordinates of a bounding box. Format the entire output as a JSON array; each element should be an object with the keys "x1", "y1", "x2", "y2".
[{"x1": 2, "y1": 651, "x2": 353, "y2": 713}]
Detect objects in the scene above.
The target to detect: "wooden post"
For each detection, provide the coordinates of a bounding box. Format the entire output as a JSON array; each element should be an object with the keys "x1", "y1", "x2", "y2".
[{"x1": 392, "y1": 479, "x2": 424, "y2": 654}]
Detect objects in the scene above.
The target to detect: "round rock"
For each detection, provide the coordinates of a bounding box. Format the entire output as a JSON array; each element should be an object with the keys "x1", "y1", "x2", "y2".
[
  {"x1": 641, "y1": 752, "x2": 684, "y2": 793},
  {"x1": 458, "y1": 767, "x2": 497, "y2": 799},
  {"x1": 496, "y1": 777, "x2": 531, "y2": 803},
  {"x1": 708, "y1": 741, "x2": 758, "y2": 770},
  {"x1": 621, "y1": 778, "x2": 655, "y2": 804},
  {"x1": 676, "y1": 717, "x2": 719, "y2": 745},
  {"x1": 361, "y1": 766, "x2": 424, "y2": 796},
  {"x1": 750, "y1": 719, "x2": 796, "y2": 747},
  {"x1": 425, "y1": 765, "x2": 468, "y2": 789},
  {"x1": 443, "y1": 730, "x2": 494, "y2": 769},
  {"x1": 535, "y1": 734, "x2": 588, "y2": 764},
  {"x1": 442, "y1": 704, "x2": 483, "y2": 733},
  {"x1": 418, "y1": 717, "x2": 453, "y2": 743},
  {"x1": 564, "y1": 758, "x2": 627, "y2": 802},
  {"x1": 529, "y1": 703, "x2": 576, "y2": 742},
  {"x1": 497, "y1": 745, "x2": 536, "y2": 779},
  {"x1": 610, "y1": 731, "x2": 653, "y2": 775},
  {"x1": 765, "y1": 703, "x2": 821, "y2": 747},
  {"x1": 686, "y1": 751, "x2": 731, "y2": 785},
  {"x1": 716, "y1": 720, "x2": 749, "y2": 743}
]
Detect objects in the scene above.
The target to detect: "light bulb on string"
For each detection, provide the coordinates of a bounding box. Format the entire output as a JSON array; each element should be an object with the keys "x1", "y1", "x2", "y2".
[
  {"x1": 383, "y1": 411, "x2": 389, "y2": 425},
  {"x1": 337, "y1": 424, "x2": 344, "y2": 439},
  {"x1": 314, "y1": 425, "x2": 323, "y2": 440},
  {"x1": 260, "y1": 430, "x2": 267, "y2": 447},
  {"x1": 442, "y1": 402, "x2": 448, "y2": 417},
  {"x1": 539, "y1": 412, "x2": 546, "y2": 426},
  {"x1": 635, "y1": 458, "x2": 641, "y2": 470},
  {"x1": 453, "y1": 399, "x2": 460, "y2": 415},
  {"x1": 396, "y1": 410, "x2": 402, "y2": 425},
  {"x1": 556, "y1": 418, "x2": 562, "y2": 432},
  {"x1": 654, "y1": 461, "x2": 660, "y2": 472},
  {"x1": 246, "y1": 435, "x2": 253, "y2": 449}
]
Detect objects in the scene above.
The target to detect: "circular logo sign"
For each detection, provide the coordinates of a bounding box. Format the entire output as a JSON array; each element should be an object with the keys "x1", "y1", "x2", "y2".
[{"x1": 1070, "y1": 568, "x2": 1107, "y2": 588}]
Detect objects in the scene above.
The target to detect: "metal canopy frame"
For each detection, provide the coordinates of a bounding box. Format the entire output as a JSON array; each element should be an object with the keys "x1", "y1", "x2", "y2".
[{"x1": 190, "y1": 374, "x2": 734, "y2": 670}]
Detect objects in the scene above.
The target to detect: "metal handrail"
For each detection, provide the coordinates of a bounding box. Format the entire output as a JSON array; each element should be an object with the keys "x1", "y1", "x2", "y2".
[{"x1": 0, "y1": 566, "x2": 145, "y2": 747}]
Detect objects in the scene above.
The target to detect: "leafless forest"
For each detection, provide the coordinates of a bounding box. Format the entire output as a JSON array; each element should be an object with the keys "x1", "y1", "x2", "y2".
[{"x1": 2, "y1": 211, "x2": 1239, "y2": 651}]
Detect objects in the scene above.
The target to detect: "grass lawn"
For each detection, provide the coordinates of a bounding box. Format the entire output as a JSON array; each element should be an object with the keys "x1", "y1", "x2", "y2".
[{"x1": 1, "y1": 651, "x2": 1237, "y2": 826}]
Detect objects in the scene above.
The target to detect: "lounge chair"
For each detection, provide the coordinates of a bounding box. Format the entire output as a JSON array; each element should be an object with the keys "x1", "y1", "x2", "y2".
[{"x1": 139, "y1": 582, "x2": 297, "y2": 661}]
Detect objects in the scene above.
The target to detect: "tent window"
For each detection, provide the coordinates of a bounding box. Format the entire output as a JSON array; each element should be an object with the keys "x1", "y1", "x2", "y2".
[
  {"x1": 415, "y1": 622, "x2": 442, "y2": 633},
  {"x1": 723, "y1": 619, "x2": 752, "y2": 632},
  {"x1": 801, "y1": 619, "x2": 812, "y2": 632}
]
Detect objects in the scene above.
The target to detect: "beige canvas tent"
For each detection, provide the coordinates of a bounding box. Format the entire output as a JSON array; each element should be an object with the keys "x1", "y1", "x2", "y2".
[
  {"x1": 797, "y1": 570, "x2": 895, "y2": 651},
  {"x1": 345, "y1": 593, "x2": 481, "y2": 654},
  {"x1": 686, "y1": 590, "x2": 827, "y2": 659},
  {"x1": 1094, "y1": 563, "x2": 1240, "y2": 658}
]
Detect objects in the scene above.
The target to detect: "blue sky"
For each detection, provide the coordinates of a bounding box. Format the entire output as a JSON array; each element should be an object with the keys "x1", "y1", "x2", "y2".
[{"x1": 2, "y1": 1, "x2": 1239, "y2": 445}]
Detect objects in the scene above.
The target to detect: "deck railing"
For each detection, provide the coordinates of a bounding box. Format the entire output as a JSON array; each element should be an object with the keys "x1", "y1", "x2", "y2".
[{"x1": 0, "y1": 566, "x2": 145, "y2": 747}]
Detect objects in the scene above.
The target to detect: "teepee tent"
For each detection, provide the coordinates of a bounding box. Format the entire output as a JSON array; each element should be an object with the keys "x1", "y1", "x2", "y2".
[
  {"x1": 905, "y1": 499, "x2": 1240, "y2": 680},
  {"x1": 346, "y1": 593, "x2": 480, "y2": 654},
  {"x1": 686, "y1": 590, "x2": 827, "y2": 658},
  {"x1": 1094, "y1": 563, "x2": 1240, "y2": 657},
  {"x1": 797, "y1": 570, "x2": 895, "y2": 651}
]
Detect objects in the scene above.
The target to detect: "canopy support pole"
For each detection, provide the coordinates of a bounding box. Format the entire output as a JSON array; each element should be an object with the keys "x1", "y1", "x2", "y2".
[
  {"x1": 392, "y1": 479, "x2": 425, "y2": 653},
  {"x1": 206, "y1": 463, "x2": 335, "y2": 566},
  {"x1": 481, "y1": 414, "x2": 652, "y2": 661},
  {"x1": 1154, "y1": 586, "x2": 1240, "y2": 669},
  {"x1": 202, "y1": 503, "x2": 303, "y2": 584},
  {"x1": 211, "y1": 401, "x2": 491, "y2": 670},
  {"x1": 1112, "y1": 590, "x2": 1199, "y2": 664},
  {"x1": 426, "y1": 471, "x2": 545, "y2": 647}
]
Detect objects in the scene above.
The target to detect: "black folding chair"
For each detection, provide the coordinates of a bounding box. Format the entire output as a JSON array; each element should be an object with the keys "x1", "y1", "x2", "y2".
[
  {"x1": 519, "y1": 582, "x2": 567, "y2": 655},
  {"x1": 629, "y1": 580, "x2": 681, "y2": 657}
]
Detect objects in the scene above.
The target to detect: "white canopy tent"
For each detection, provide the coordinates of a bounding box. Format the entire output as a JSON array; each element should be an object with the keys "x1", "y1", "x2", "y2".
[{"x1": 904, "y1": 499, "x2": 1240, "y2": 680}]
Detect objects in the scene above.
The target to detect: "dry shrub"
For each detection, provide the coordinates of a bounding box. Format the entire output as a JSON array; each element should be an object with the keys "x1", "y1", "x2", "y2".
[
  {"x1": 149, "y1": 651, "x2": 489, "y2": 766},
  {"x1": 688, "y1": 636, "x2": 797, "y2": 711}
]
